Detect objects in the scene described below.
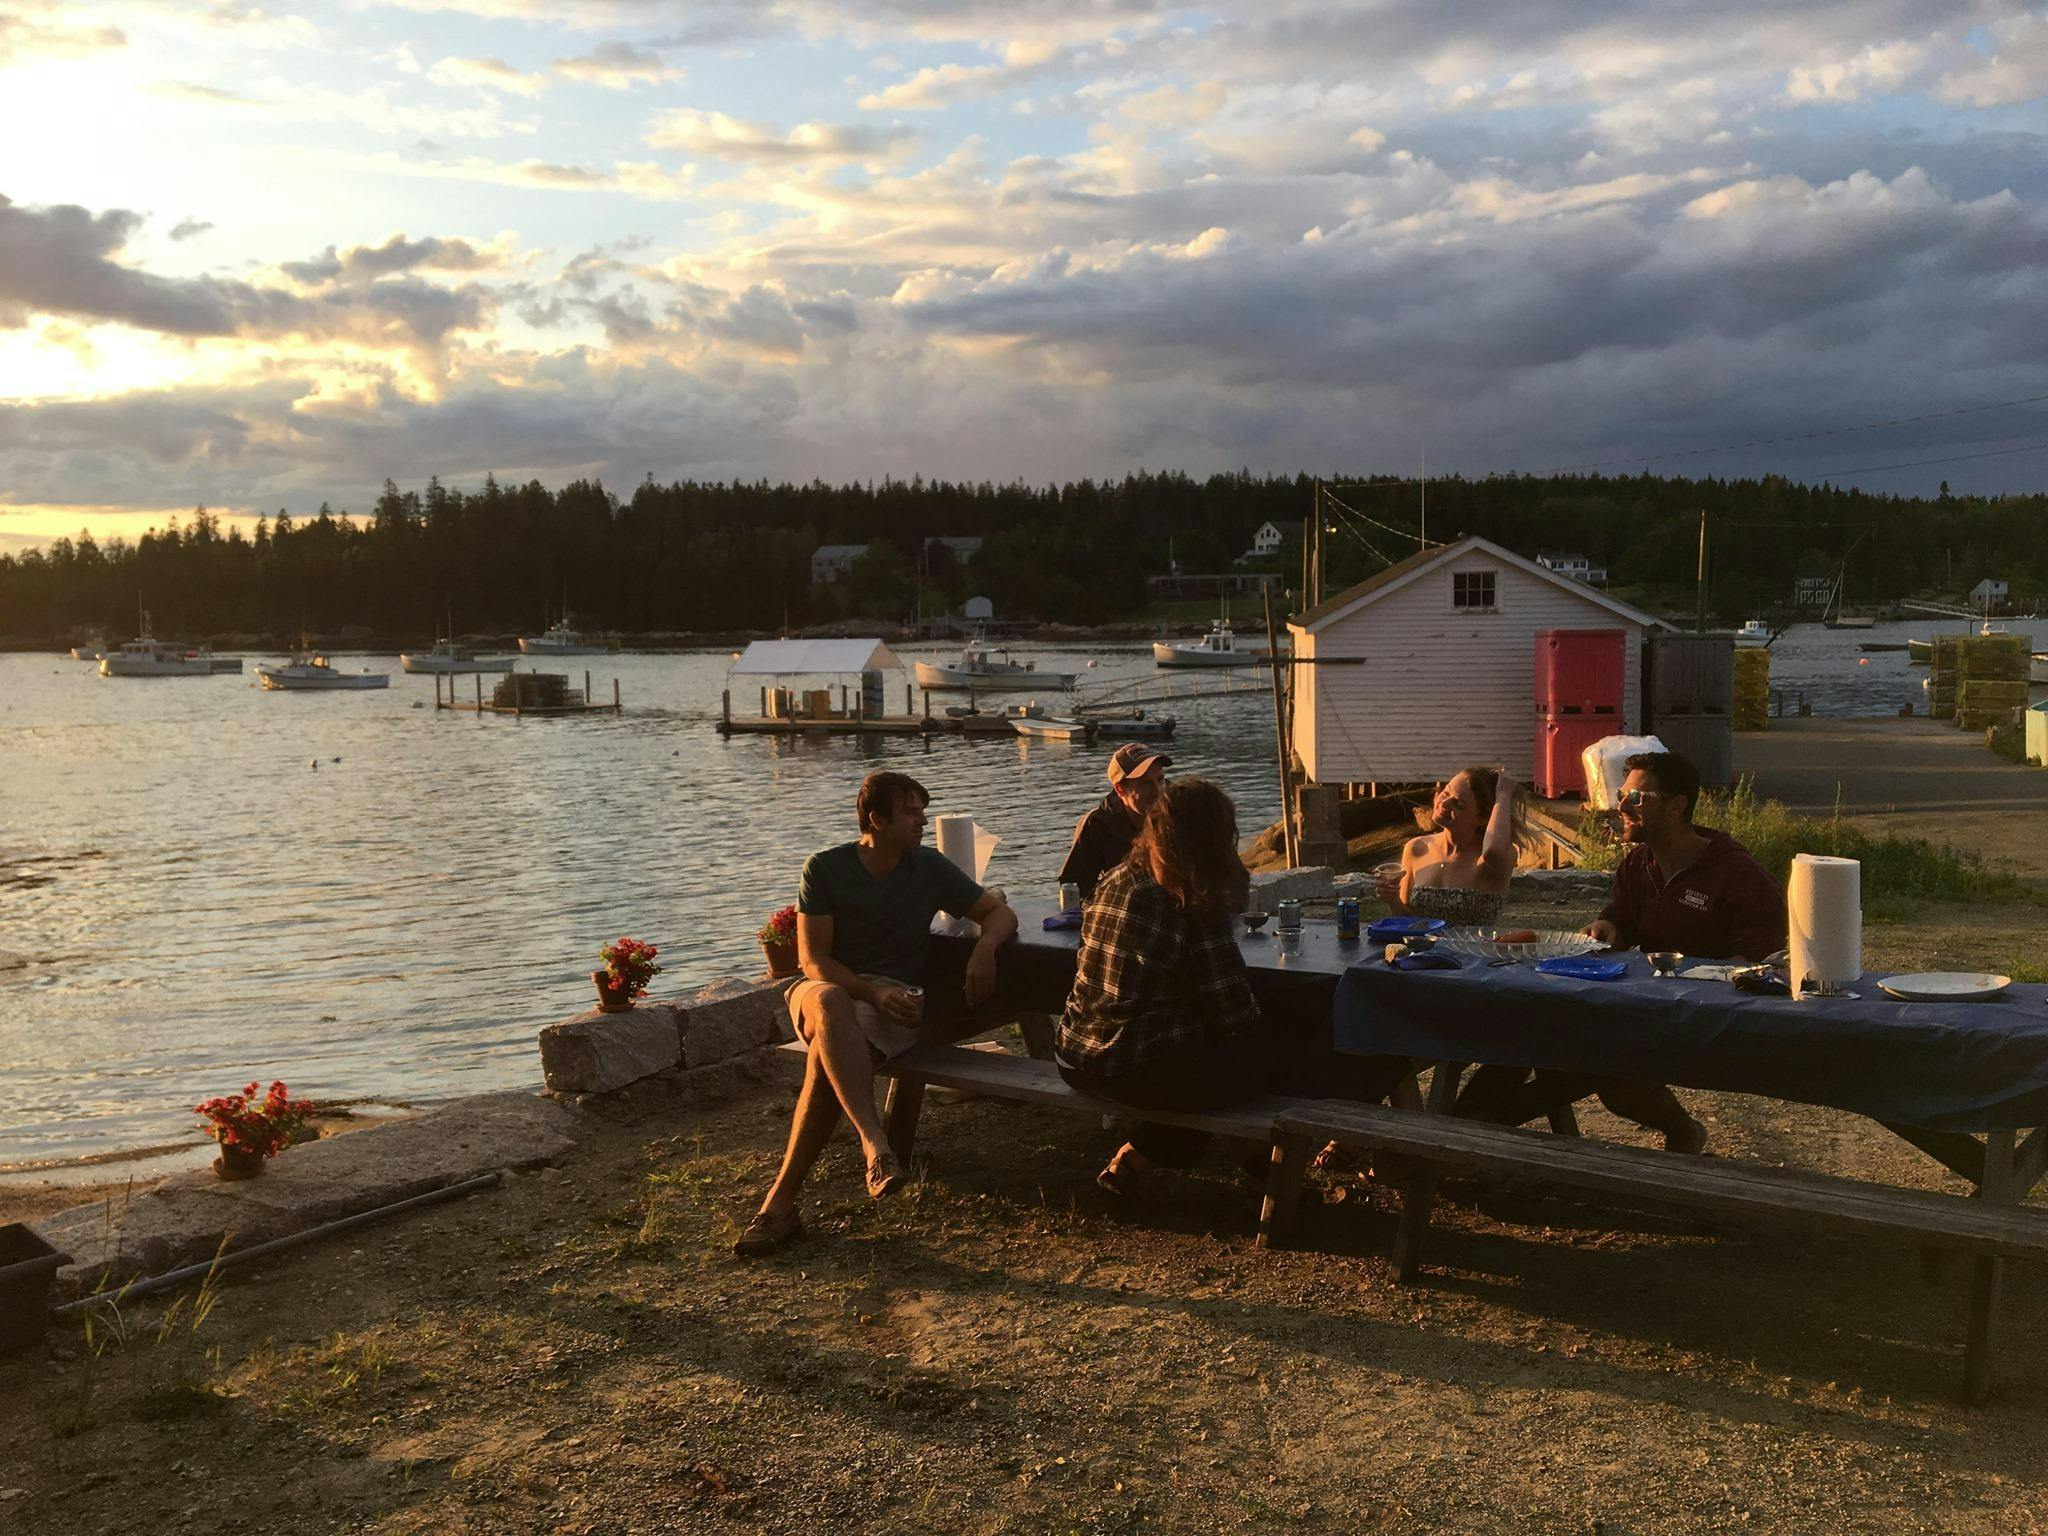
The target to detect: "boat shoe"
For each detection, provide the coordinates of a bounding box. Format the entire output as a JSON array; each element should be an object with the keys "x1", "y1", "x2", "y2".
[{"x1": 732, "y1": 1206, "x2": 805, "y2": 1258}]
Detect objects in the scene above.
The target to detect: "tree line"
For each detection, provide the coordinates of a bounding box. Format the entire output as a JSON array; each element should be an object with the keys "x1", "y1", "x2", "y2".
[{"x1": 3, "y1": 468, "x2": 2042, "y2": 640}]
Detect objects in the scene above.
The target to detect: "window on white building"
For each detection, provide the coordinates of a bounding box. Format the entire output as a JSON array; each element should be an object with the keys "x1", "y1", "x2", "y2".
[{"x1": 1452, "y1": 571, "x2": 1497, "y2": 610}]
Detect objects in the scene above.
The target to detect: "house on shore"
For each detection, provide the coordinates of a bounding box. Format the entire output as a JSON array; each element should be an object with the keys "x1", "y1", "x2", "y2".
[
  {"x1": 1286, "y1": 535, "x2": 1666, "y2": 787},
  {"x1": 811, "y1": 544, "x2": 869, "y2": 584}
]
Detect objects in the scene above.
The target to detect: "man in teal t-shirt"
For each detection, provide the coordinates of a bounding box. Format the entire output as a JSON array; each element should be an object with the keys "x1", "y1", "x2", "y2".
[{"x1": 736, "y1": 770, "x2": 1017, "y2": 1257}]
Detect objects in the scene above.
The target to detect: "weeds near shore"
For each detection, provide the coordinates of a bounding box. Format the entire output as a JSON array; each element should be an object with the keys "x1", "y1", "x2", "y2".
[{"x1": 1578, "y1": 778, "x2": 2044, "y2": 903}]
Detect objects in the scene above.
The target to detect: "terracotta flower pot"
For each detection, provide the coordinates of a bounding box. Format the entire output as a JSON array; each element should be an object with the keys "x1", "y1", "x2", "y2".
[
  {"x1": 760, "y1": 938, "x2": 799, "y2": 978},
  {"x1": 213, "y1": 1143, "x2": 266, "y2": 1181},
  {"x1": 592, "y1": 969, "x2": 638, "y2": 1013}
]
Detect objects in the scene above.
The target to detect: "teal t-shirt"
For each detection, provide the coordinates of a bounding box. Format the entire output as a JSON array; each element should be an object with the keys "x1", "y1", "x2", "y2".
[{"x1": 795, "y1": 842, "x2": 985, "y2": 984}]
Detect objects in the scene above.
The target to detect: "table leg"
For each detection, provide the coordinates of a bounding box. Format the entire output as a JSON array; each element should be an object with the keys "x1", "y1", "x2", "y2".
[
  {"x1": 1390, "y1": 1069, "x2": 1424, "y2": 1112},
  {"x1": 1258, "y1": 1132, "x2": 1312, "y2": 1251},
  {"x1": 1964, "y1": 1128, "x2": 2018, "y2": 1405},
  {"x1": 883, "y1": 1074, "x2": 927, "y2": 1165},
  {"x1": 1545, "y1": 1102, "x2": 1582, "y2": 1137},
  {"x1": 1392, "y1": 1062, "x2": 1463, "y2": 1282}
]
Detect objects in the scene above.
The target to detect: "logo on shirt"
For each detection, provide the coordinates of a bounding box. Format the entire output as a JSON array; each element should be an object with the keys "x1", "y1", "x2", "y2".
[{"x1": 1680, "y1": 889, "x2": 1711, "y2": 911}]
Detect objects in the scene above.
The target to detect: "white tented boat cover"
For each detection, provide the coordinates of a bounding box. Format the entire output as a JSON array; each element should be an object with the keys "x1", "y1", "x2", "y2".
[{"x1": 728, "y1": 639, "x2": 905, "y2": 675}]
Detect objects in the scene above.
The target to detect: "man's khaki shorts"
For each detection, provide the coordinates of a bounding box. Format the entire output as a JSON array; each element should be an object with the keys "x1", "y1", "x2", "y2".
[{"x1": 785, "y1": 974, "x2": 921, "y2": 1061}]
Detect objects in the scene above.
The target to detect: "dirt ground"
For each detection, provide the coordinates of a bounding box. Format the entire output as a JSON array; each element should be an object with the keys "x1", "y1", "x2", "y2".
[{"x1": 4, "y1": 903, "x2": 2047, "y2": 1535}]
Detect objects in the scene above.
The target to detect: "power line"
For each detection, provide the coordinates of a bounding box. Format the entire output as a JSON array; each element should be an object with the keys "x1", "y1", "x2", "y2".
[
  {"x1": 1804, "y1": 439, "x2": 2048, "y2": 480},
  {"x1": 1523, "y1": 391, "x2": 2048, "y2": 476}
]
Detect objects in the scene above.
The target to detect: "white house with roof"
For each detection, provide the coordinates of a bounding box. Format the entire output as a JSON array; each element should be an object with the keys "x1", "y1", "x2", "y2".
[
  {"x1": 811, "y1": 544, "x2": 869, "y2": 584},
  {"x1": 1535, "y1": 550, "x2": 1609, "y2": 586},
  {"x1": 1234, "y1": 520, "x2": 1284, "y2": 565},
  {"x1": 1286, "y1": 535, "x2": 1667, "y2": 785},
  {"x1": 1970, "y1": 577, "x2": 2009, "y2": 607},
  {"x1": 924, "y1": 535, "x2": 984, "y2": 566}
]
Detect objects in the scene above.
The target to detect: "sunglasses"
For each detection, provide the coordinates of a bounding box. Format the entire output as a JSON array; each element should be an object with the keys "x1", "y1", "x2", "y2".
[{"x1": 1617, "y1": 789, "x2": 1668, "y2": 810}]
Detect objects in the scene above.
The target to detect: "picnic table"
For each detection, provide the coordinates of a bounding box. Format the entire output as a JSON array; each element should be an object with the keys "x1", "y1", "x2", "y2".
[{"x1": 928, "y1": 900, "x2": 2048, "y2": 1400}]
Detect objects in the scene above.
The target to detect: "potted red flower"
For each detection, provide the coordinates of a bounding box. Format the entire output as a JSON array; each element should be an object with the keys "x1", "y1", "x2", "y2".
[
  {"x1": 595, "y1": 936, "x2": 661, "y2": 1012},
  {"x1": 194, "y1": 1081, "x2": 312, "y2": 1180},
  {"x1": 757, "y1": 905, "x2": 799, "y2": 978}
]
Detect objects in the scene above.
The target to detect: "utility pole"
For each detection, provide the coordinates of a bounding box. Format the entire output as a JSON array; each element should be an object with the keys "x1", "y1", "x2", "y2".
[
  {"x1": 1695, "y1": 509, "x2": 1708, "y2": 633},
  {"x1": 1419, "y1": 441, "x2": 1427, "y2": 548},
  {"x1": 1300, "y1": 512, "x2": 1311, "y2": 611},
  {"x1": 1311, "y1": 481, "x2": 1324, "y2": 606}
]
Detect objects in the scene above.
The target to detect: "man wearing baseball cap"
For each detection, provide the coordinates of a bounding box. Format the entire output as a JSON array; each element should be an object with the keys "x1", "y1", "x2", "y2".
[{"x1": 1057, "y1": 743, "x2": 1173, "y2": 901}]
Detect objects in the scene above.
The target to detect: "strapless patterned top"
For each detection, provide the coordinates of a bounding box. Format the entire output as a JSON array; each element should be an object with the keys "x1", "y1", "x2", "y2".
[{"x1": 1405, "y1": 885, "x2": 1506, "y2": 925}]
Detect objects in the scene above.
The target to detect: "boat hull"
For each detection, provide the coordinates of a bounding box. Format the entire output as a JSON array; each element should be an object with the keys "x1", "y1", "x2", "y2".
[
  {"x1": 258, "y1": 669, "x2": 389, "y2": 690},
  {"x1": 1153, "y1": 641, "x2": 1258, "y2": 668},
  {"x1": 401, "y1": 653, "x2": 516, "y2": 674},
  {"x1": 518, "y1": 640, "x2": 610, "y2": 656},
  {"x1": 99, "y1": 656, "x2": 214, "y2": 677},
  {"x1": 1907, "y1": 639, "x2": 1933, "y2": 663},
  {"x1": 2033, "y1": 654, "x2": 2048, "y2": 685},
  {"x1": 915, "y1": 661, "x2": 1076, "y2": 691},
  {"x1": 1011, "y1": 718, "x2": 1093, "y2": 740}
]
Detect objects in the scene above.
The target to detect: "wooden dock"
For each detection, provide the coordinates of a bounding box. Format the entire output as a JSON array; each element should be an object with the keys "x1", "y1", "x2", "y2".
[
  {"x1": 434, "y1": 670, "x2": 622, "y2": 717},
  {"x1": 719, "y1": 714, "x2": 935, "y2": 737}
]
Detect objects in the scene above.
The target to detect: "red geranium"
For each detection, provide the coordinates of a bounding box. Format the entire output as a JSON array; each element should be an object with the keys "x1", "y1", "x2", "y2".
[
  {"x1": 757, "y1": 905, "x2": 797, "y2": 946},
  {"x1": 194, "y1": 1080, "x2": 312, "y2": 1160},
  {"x1": 599, "y1": 936, "x2": 661, "y2": 998}
]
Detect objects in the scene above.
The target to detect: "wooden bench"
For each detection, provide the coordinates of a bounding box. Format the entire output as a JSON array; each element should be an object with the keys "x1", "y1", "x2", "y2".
[
  {"x1": 1269, "y1": 1096, "x2": 2048, "y2": 1402},
  {"x1": 778, "y1": 1039, "x2": 1309, "y2": 1245},
  {"x1": 780, "y1": 1039, "x2": 2048, "y2": 1400}
]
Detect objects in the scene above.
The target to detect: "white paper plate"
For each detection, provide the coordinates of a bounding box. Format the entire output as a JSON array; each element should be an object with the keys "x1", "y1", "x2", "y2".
[
  {"x1": 1433, "y1": 927, "x2": 1605, "y2": 961},
  {"x1": 1877, "y1": 972, "x2": 2012, "y2": 1002},
  {"x1": 1677, "y1": 963, "x2": 1745, "y2": 984}
]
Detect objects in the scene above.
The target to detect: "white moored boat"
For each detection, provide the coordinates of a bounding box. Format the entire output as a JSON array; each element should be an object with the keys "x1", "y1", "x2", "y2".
[
  {"x1": 1153, "y1": 620, "x2": 1260, "y2": 669},
  {"x1": 1735, "y1": 619, "x2": 1771, "y2": 647},
  {"x1": 69, "y1": 631, "x2": 109, "y2": 661},
  {"x1": 2032, "y1": 653, "x2": 2048, "y2": 685},
  {"x1": 518, "y1": 620, "x2": 611, "y2": 656},
  {"x1": 400, "y1": 640, "x2": 516, "y2": 675},
  {"x1": 914, "y1": 637, "x2": 1076, "y2": 692},
  {"x1": 257, "y1": 652, "x2": 389, "y2": 691},
  {"x1": 1010, "y1": 712, "x2": 1094, "y2": 741},
  {"x1": 99, "y1": 614, "x2": 231, "y2": 677}
]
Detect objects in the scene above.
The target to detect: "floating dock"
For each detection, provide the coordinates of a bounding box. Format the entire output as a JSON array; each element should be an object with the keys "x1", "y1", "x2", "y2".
[{"x1": 435, "y1": 670, "x2": 622, "y2": 717}]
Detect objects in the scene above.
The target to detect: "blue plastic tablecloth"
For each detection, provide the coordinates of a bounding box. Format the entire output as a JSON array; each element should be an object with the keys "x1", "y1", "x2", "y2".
[{"x1": 1334, "y1": 956, "x2": 2048, "y2": 1132}]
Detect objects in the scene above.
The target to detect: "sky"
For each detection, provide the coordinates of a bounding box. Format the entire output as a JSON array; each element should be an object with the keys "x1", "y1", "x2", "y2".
[{"x1": 2, "y1": 0, "x2": 2046, "y2": 553}]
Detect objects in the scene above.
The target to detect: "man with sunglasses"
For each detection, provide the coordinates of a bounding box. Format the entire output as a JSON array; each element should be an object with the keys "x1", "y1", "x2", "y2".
[{"x1": 1461, "y1": 750, "x2": 1784, "y2": 1152}]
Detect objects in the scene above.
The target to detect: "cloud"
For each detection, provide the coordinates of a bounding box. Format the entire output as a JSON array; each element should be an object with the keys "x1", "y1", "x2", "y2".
[
  {"x1": 646, "y1": 108, "x2": 917, "y2": 164},
  {"x1": 1937, "y1": 11, "x2": 2048, "y2": 106},
  {"x1": 429, "y1": 55, "x2": 549, "y2": 97},
  {"x1": 552, "y1": 40, "x2": 683, "y2": 89},
  {"x1": 1785, "y1": 39, "x2": 1930, "y2": 102},
  {"x1": 150, "y1": 80, "x2": 261, "y2": 105},
  {"x1": 0, "y1": 2, "x2": 123, "y2": 68},
  {"x1": 0, "y1": 195, "x2": 496, "y2": 352},
  {"x1": 169, "y1": 218, "x2": 214, "y2": 242},
  {"x1": 279, "y1": 235, "x2": 509, "y2": 285}
]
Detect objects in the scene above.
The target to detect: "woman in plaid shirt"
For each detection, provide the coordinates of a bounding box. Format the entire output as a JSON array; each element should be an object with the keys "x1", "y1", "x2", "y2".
[{"x1": 1058, "y1": 777, "x2": 1400, "y2": 1196}]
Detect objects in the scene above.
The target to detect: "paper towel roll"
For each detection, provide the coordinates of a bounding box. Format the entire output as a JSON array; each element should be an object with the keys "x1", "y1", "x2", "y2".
[
  {"x1": 1788, "y1": 853, "x2": 1861, "y2": 999},
  {"x1": 932, "y1": 813, "x2": 998, "y2": 881},
  {"x1": 931, "y1": 814, "x2": 1000, "y2": 936}
]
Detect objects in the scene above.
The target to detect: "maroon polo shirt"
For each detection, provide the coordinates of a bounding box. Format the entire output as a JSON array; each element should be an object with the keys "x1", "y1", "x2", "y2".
[{"x1": 1597, "y1": 827, "x2": 1786, "y2": 961}]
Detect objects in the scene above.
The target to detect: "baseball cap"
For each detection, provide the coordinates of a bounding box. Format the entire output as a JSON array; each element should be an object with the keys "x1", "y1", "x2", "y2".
[{"x1": 1107, "y1": 743, "x2": 1172, "y2": 786}]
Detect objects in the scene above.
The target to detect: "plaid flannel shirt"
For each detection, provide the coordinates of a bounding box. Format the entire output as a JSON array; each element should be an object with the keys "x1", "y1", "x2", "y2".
[{"x1": 1057, "y1": 859, "x2": 1260, "y2": 1076}]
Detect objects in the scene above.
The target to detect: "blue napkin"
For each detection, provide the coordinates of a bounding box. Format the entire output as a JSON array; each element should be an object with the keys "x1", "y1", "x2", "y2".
[
  {"x1": 1391, "y1": 950, "x2": 1462, "y2": 971},
  {"x1": 1534, "y1": 955, "x2": 1630, "y2": 982},
  {"x1": 1041, "y1": 911, "x2": 1083, "y2": 931},
  {"x1": 1367, "y1": 916, "x2": 1447, "y2": 944}
]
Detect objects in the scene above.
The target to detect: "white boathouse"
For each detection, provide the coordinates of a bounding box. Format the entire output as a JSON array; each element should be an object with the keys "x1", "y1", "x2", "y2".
[{"x1": 1286, "y1": 535, "x2": 1666, "y2": 785}]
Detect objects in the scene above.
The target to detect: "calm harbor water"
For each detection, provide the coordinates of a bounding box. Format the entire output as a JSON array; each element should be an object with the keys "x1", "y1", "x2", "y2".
[{"x1": 1, "y1": 618, "x2": 2033, "y2": 1164}]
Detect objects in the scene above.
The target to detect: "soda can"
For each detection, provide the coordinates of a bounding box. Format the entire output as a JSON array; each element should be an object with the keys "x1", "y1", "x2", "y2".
[
  {"x1": 1275, "y1": 898, "x2": 1303, "y2": 934},
  {"x1": 903, "y1": 986, "x2": 925, "y2": 1021},
  {"x1": 1058, "y1": 881, "x2": 1082, "y2": 914},
  {"x1": 1336, "y1": 896, "x2": 1361, "y2": 940}
]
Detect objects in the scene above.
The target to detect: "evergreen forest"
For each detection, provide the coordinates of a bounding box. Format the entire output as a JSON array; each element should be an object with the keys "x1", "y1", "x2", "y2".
[{"x1": 3, "y1": 469, "x2": 2042, "y2": 640}]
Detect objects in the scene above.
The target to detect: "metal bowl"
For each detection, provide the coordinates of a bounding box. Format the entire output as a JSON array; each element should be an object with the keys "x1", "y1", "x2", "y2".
[{"x1": 1241, "y1": 911, "x2": 1271, "y2": 933}]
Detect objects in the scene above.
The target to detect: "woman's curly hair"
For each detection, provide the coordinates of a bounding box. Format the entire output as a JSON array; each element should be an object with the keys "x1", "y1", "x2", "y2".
[{"x1": 1128, "y1": 776, "x2": 1248, "y2": 919}]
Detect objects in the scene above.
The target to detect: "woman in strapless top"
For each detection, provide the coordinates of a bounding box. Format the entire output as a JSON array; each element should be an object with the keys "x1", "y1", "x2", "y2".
[{"x1": 1374, "y1": 767, "x2": 1522, "y2": 921}]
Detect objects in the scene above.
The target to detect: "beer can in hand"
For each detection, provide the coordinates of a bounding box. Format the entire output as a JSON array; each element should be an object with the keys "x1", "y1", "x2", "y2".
[{"x1": 903, "y1": 986, "x2": 925, "y2": 1021}]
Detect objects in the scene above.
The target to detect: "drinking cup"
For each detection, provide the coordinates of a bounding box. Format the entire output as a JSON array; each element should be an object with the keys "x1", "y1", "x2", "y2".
[{"x1": 1647, "y1": 951, "x2": 1683, "y2": 979}]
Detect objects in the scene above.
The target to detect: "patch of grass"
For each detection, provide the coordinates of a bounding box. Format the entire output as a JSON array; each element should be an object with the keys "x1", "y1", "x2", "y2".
[
  {"x1": 1578, "y1": 778, "x2": 2044, "y2": 904},
  {"x1": 2007, "y1": 953, "x2": 2048, "y2": 984}
]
